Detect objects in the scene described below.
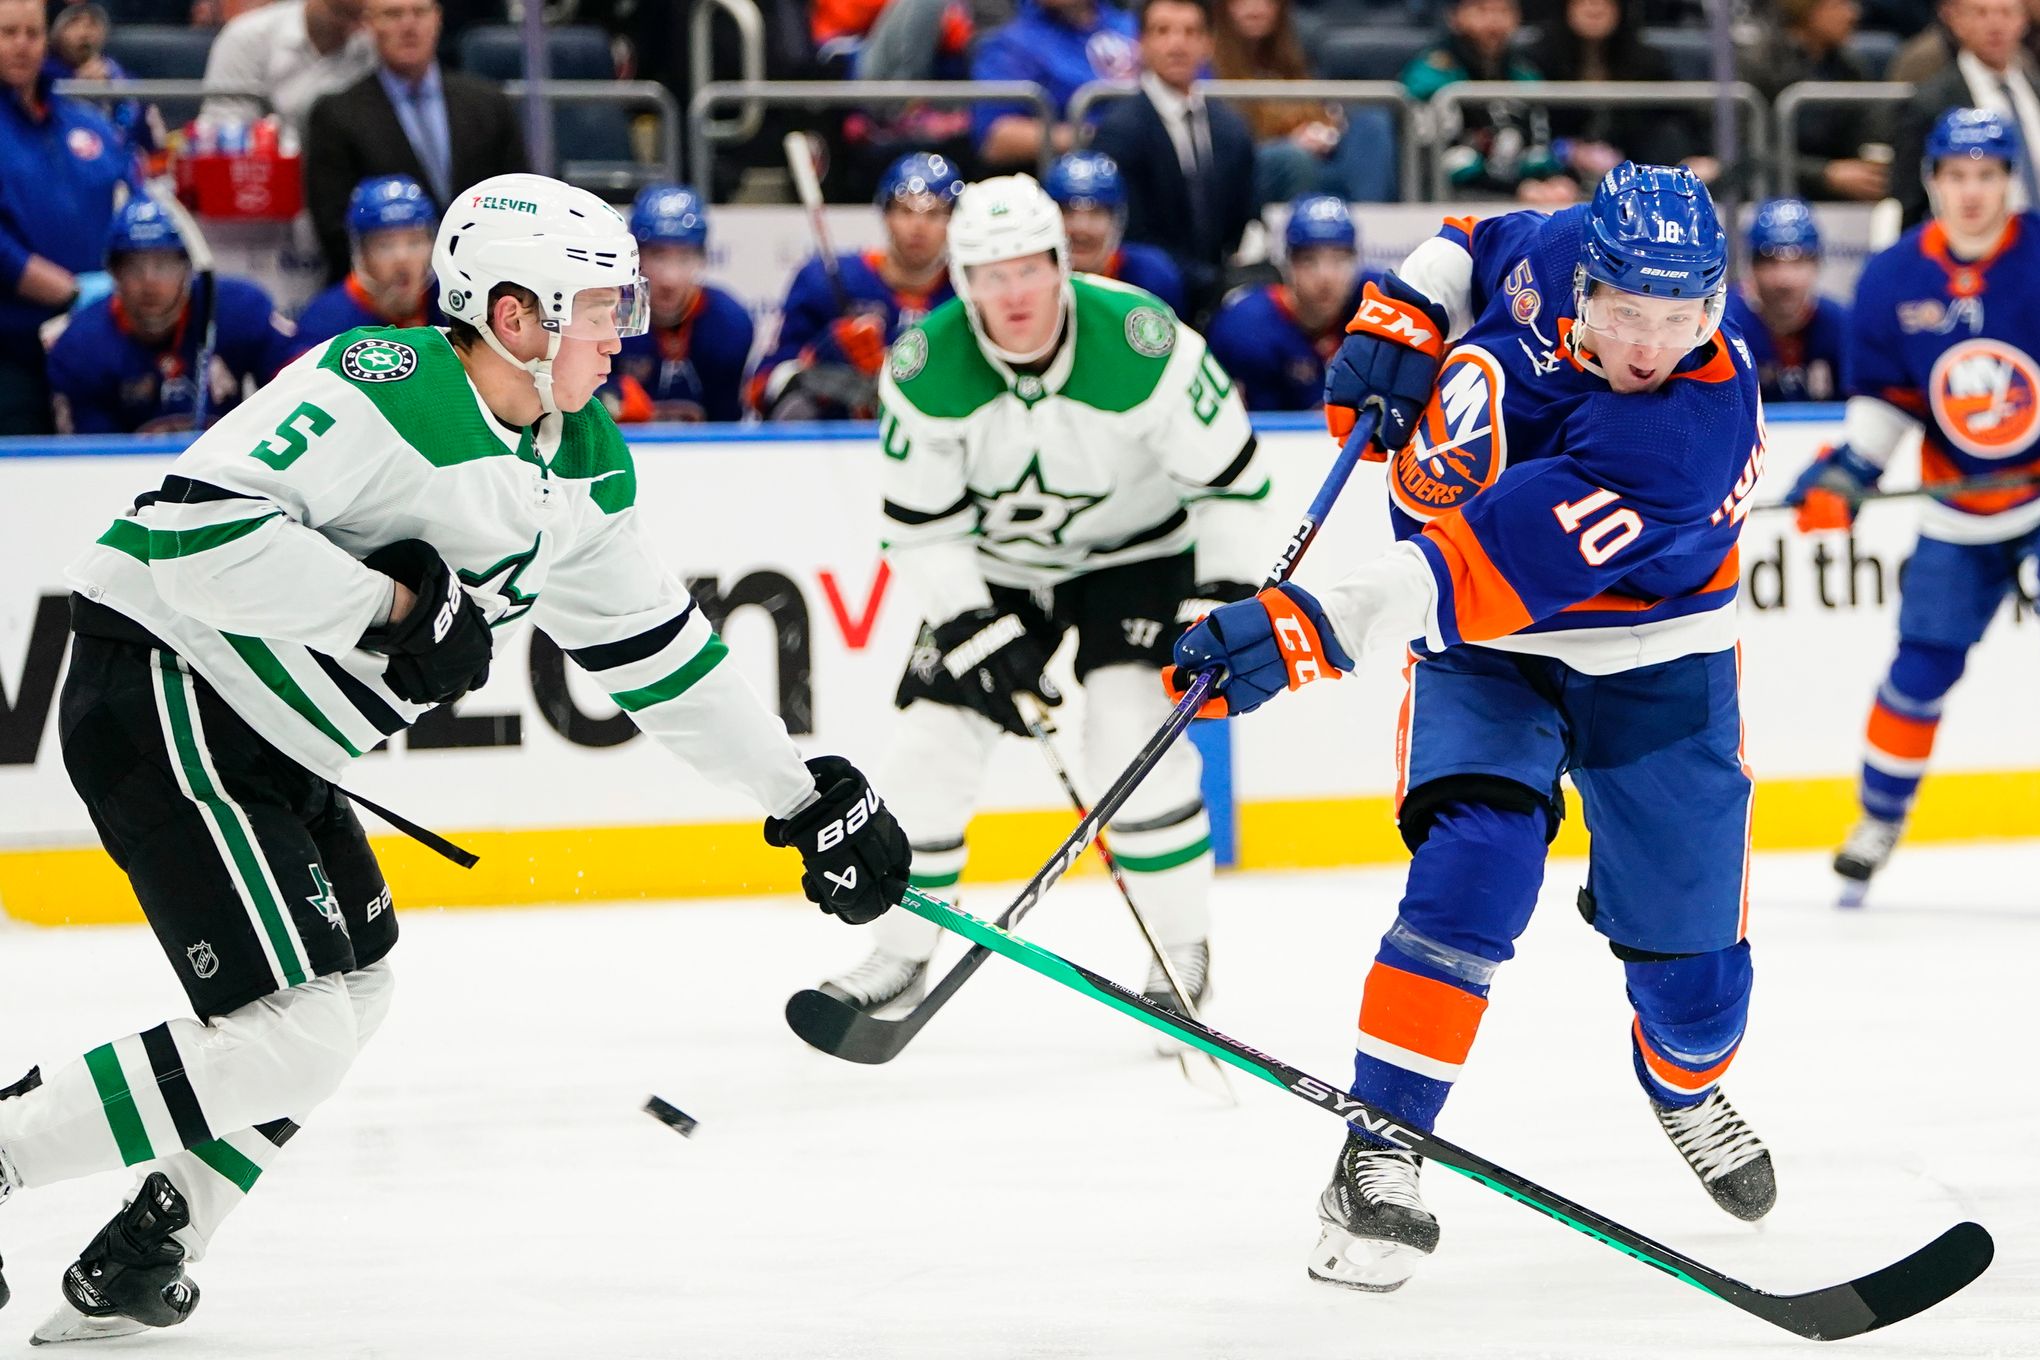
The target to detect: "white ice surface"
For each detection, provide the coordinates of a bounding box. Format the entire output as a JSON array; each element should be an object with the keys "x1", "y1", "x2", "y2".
[{"x1": 0, "y1": 842, "x2": 2035, "y2": 1359}]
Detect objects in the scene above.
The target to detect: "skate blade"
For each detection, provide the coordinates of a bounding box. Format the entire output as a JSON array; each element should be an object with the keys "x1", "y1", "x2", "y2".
[
  {"x1": 1305, "y1": 1222, "x2": 1426, "y2": 1293},
  {"x1": 30, "y1": 1301, "x2": 145, "y2": 1346},
  {"x1": 1836, "y1": 878, "x2": 1870, "y2": 909}
]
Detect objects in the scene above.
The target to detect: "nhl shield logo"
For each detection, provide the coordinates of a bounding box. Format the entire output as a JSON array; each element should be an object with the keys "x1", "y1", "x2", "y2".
[
  {"x1": 341, "y1": 338, "x2": 418, "y2": 384},
  {"x1": 890, "y1": 328, "x2": 928, "y2": 382},
  {"x1": 1125, "y1": 306, "x2": 1175, "y2": 357},
  {"x1": 186, "y1": 941, "x2": 219, "y2": 980}
]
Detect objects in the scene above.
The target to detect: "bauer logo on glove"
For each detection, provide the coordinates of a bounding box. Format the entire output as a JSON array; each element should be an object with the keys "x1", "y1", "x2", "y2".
[{"x1": 1168, "y1": 583, "x2": 1356, "y2": 717}]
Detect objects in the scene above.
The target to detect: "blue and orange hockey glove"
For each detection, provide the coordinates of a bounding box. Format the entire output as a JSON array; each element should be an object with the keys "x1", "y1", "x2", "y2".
[
  {"x1": 1784, "y1": 443, "x2": 1881, "y2": 534},
  {"x1": 1323, "y1": 273, "x2": 1448, "y2": 462},
  {"x1": 1167, "y1": 583, "x2": 1355, "y2": 717}
]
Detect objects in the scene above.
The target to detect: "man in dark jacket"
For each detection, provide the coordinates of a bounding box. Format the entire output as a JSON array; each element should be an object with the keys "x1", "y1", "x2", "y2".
[
  {"x1": 304, "y1": 0, "x2": 527, "y2": 281},
  {"x1": 1740, "y1": 0, "x2": 1892, "y2": 201},
  {"x1": 1090, "y1": 0, "x2": 1256, "y2": 324}
]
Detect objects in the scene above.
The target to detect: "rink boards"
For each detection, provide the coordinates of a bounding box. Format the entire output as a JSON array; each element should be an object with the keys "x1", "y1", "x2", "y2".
[{"x1": 0, "y1": 409, "x2": 2033, "y2": 923}]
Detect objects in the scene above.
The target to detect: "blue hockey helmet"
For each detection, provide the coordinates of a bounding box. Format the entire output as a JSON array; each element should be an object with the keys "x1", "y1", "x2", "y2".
[
  {"x1": 1924, "y1": 106, "x2": 2022, "y2": 176},
  {"x1": 1044, "y1": 151, "x2": 1126, "y2": 214},
  {"x1": 347, "y1": 174, "x2": 436, "y2": 240},
  {"x1": 629, "y1": 183, "x2": 709, "y2": 248},
  {"x1": 104, "y1": 197, "x2": 185, "y2": 264},
  {"x1": 876, "y1": 152, "x2": 964, "y2": 211},
  {"x1": 1575, "y1": 162, "x2": 1727, "y2": 347},
  {"x1": 1747, "y1": 197, "x2": 1820, "y2": 261},
  {"x1": 1285, "y1": 194, "x2": 1358, "y2": 254}
]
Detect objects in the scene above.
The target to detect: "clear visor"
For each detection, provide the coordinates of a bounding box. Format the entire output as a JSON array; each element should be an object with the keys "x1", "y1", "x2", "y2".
[
  {"x1": 547, "y1": 281, "x2": 651, "y2": 340},
  {"x1": 1575, "y1": 280, "x2": 1725, "y2": 349}
]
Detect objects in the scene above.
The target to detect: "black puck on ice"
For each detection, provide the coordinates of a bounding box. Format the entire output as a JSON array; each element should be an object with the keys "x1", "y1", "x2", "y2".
[{"x1": 644, "y1": 1094, "x2": 698, "y2": 1137}]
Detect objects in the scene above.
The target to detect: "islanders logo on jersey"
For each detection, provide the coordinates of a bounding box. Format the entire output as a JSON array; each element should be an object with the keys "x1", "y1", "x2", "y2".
[
  {"x1": 1927, "y1": 338, "x2": 2040, "y2": 459},
  {"x1": 1391, "y1": 346, "x2": 1508, "y2": 521}
]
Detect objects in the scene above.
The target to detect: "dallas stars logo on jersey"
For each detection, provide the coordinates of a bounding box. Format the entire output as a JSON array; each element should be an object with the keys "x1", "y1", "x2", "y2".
[
  {"x1": 976, "y1": 455, "x2": 1105, "y2": 547},
  {"x1": 340, "y1": 338, "x2": 418, "y2": 384}
]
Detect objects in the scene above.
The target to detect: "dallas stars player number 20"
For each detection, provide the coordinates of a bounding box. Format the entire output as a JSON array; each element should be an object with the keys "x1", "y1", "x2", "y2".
[
  {"x1": 817, "y1": 174, "x2": 1273, "y2": 1020},
  {"x1": 0, "y1": 174, "x2": 910, "y2": 1344}
]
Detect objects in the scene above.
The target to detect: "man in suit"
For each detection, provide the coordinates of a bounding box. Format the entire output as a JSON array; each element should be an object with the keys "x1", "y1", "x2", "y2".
[
  {"x1": 1090, "y1": 0, "x2": 1257, "y2": 324},
  {"x1": 305, "y1": 0, "x2": 528, "y2": 280},
  {"x1": 1892, "y1": 0, "x2": 2040, "y2": 224}
]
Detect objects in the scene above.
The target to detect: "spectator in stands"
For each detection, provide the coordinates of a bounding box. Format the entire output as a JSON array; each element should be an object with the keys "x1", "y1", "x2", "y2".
[
  {"x1": 1206, "y1": 194, "x2": 1380, "y2": 410},
  {"x1": 295, "y1": 173, "x2": 438, "y2": 351},
  {"x1": 1091, "y1": 0, "x2": 1257, "y2": 322},
  {"x1": 42, "y1": 4, "x2": 118, "y2": 82},
  {"x1": 1531, "y1": 0, "x2": 1715, "y2": 186},
  {"x1": 46, "y1": 197, "x2": 296, "y2": 433},
  {"x1": 1045, "y1": 151, "x2": 1187, "y2": 316},
  {"x1": 1889, "y1": 0, "x2": 1957, "y2": 80},
  {"x1": 305, "y1": 0, "x2": 528, "y2": 282},
  {"x1": 971, "y1": 0, "x2": 1139, "y2": 171},
  {"x1": 1742, "y1": 0, "x2": 1891, "y2": 201},
  {"x1": 751, "y1": 151, "x2": 960, "y2": 421},
  {"x1": 1722, "y1": 197, "x2": 1850, "y2": 403},
  {"x1": 1404, "y1": 0, "x2": 1574, "y2": 206},
  {"x1": 1212, "y1": 0, "x2": 1397, "y2": 202},
  {"x1": 201, "y1": 0, "x2": 376, "y2": 136},
  {"x1": 0, "y1": 0, "x2": 138, "y2": 433},
  {"x1": 1892, "y1": 0, "x2": 2040, "y2": 224},
  {"x1": 817, "y1": 0, "x2": 975, "y2": 80},
  {"x1": 603, "y1": 184, "x2": 754, "y2": 424}
]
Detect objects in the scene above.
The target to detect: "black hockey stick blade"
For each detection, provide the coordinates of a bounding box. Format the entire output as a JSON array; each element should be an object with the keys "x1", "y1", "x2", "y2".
[
  {"x1": 785, "y1": 943, "x2": 991, "y2": 1064},
  {"x1": 891, "y1": 887, "x2": 1994, "y2": 1341}
]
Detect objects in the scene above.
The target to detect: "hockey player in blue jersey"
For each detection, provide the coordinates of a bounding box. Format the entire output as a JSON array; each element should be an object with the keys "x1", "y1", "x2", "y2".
[
  {"x1": 46, "y1": 198, "x2": 296, "y2": 433},
  {"x1": 294, "y1": 175, "x2": 439, "y2": 354},
  {"x1": 1722, "y1": 197, "x2": 1849, "y2": 403},
  {"x1": 1175, "y1": 164, "x2": 1775, "y2": 1292},
  {"x1": 1044, "y1": 150, "x2": 1186, "y2": 317},
  {"x1": 750, "y1": 151, "x2": 961, "y2": 421},
  {"x1": 1786, "y1": 108, "x2": 2040, "y2": 905},
  {"x1": 1206, "y1": 195, "x2": 1380, "y2": 410},
  {"x1": 602, "y1": 184, "x2": 753, "y2": 424}
]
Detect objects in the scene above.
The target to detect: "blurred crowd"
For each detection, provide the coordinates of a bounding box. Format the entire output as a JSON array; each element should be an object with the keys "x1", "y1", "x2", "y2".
[{"x1": 0, "y1": 0, "x2": 2028, "y2": 433}]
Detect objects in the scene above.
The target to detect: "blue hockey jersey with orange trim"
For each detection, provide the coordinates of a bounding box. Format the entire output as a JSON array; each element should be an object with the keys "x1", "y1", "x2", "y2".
[
  {"x1": 1094, "y1": 244, "x2": 1186, "y2": 318},
  {"x1": 750, "y1": 250, "x2": 953, "y2": 415},
  {"x1": 1207, "y1": 272, "x2": 1384, "y2": 411},
  {"x1": 1848, "y1": 214, "x2": 2040, "y2": 542},
  {"x1": 607, "y1": 283, "x2": 753, "y2": 424},
  {"x1": 1723, "y1": 290, "x2": 1849, "y2": 403},
  {"x1": 1385, "y1": 208, "x2": 1764, "y2": 675}
]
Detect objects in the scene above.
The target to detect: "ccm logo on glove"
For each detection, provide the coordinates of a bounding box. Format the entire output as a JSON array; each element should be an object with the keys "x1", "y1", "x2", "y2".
[{"x1": 1349, "y1": 290, "x2": 1442, "y2": 356}]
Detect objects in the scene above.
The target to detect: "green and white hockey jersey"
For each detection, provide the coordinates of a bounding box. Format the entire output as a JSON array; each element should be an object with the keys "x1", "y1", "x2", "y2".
[
  {"x1": 877, "y1": 275, "x2": 1270, "y2": 621},
  {"x1": 68, "y1": 326, "x2": 815, "y2": 818}
]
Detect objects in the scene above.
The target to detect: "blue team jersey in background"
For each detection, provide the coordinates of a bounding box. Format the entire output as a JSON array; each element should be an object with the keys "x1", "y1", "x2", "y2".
[
  {"x1": 969, "y1": 0, "x2": 1138, "y2": 152},
  {"x1": 1206, "y1": 273, "x2": 1383, "y2": 411},
  {"x1": 609, "y1": 284, "x2": 754, "y2": 423},
  {"x1": 46, "y1": 276, "x2": 295, "y2": 433},
  {"x1": 752, "y1": 250, "x2": 953, "y2": 412},
  {"x1": 293, "y1": 276, "x2": 438, "y2": 356},
  {"x1": 1391, "y1": 207, "x2": 1764, "y2": 665},
  {"x1": 1095, "y1": 245, "x2": 1186, "y2": 319},
  {"x1": 1849, "y1": 214, "x2": 2040, "y2": 532},
  {"x1": 1722, "y1": 290, "x2": 1850, "y2": 402}
]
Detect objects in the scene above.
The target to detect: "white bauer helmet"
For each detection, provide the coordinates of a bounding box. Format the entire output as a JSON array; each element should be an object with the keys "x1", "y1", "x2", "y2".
[
  {"x1": 433, "y1": 173, "x2": 650, "y2": 413},
  {"x1": 946, "y1": 174, "x2": 1071, "y2": 366}
]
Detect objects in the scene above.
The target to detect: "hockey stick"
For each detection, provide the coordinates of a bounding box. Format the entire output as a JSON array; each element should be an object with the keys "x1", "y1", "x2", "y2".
[
  {"x1": 893, "y1": 885, "x2": 1995, "y2": 1341},
  {"x1": 1018, "y1": 696, "x2": 1237, "y2": 1102},
  {"x1": 1744, "y1": 469, "x2": 2040, "y2": 517},
  {"x1": 141, "y1": 178, "x2": 218, "y2": 431},
  {"x1": 786, "y1": 412, "x2": 1381, "y2": 1062},
  {"x1": 782, "y1": 132, "x2": 853, "y2": 314}
]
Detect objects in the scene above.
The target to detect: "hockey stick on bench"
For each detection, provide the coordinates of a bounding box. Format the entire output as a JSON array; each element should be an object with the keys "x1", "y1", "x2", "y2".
[
  {"x1": 892, "y1": 884, "x2": 1994, "y2": 1341},
  {"x1": 786, "y1": 412, "x2": 1381, "y2": 1063}
]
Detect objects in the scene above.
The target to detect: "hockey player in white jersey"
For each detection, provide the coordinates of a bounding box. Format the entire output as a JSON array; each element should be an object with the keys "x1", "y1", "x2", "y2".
[
  {"x1": 0, "y1": 173, "x2": 911, "y2": 1343},
  {"x1": 816, "y1": 174, "x2": 1272, "y2": 1019}
]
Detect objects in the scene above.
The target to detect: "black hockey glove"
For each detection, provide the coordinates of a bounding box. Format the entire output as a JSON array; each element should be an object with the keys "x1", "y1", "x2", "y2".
[
  {"x1": 1176, "y1": 580, "x2": 1258, "y2": 627},
  {"x1": 762, "y1": 755, "x2": 911, "y2": 924},
  {"x1": 932, "y1": 607, "x2": 1063, "y2": 737},
  {"x1": 358, "y1": 540, "x2": 494, "y2": 706}
]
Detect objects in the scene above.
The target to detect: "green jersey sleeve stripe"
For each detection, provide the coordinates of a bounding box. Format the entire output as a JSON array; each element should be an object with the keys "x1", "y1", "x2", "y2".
[
  {"x1": 1112, "y1": 836, "x2": 1212, "y2": 873},
  {"x1": 96, "y1": 513, "x2": 283, "y2": 562},
  {"x1": 83, "y1": 1043, "x2": 156, "y2": 1165},
  {"x1": 191, "y1": 1137, "x2": 266, "y2": 1191},
  {"x1": 220, "y1": 633, "x2": 366, "y2": 757},
  {"x1": 610, "y1": 635, "x2": 729, "y2": 712}
]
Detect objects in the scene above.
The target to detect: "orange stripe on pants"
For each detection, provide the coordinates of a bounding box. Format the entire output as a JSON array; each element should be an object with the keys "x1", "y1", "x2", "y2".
[
  {"x1": 1866, "y1": 702, "x2": 1939, "y2": 761},
  {"x1": 1633, "y1": 1016, "x2": 1738, "y2": 1095},
  {"x1": 1359, "y1": 962, "x2": 1490, "y2": 1067}
]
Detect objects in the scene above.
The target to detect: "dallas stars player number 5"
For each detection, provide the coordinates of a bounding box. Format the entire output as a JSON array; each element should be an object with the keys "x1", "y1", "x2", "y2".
[
  {"x1": 817, "y1": 174, "x2": 1272, "y2": 1020},
  {"x1": 0, "y1": 174, "x2": 910, "y2": 1343}
]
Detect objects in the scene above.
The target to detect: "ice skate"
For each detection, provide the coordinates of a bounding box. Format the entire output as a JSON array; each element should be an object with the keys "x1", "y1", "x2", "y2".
[
  {"x1": 1653, "y1": 1087, "x2": 1776, "y2": 1222},
  {"x1": 1307, "y1": 1132, "x2": 1440, "y2": 1292},
  {"x1": 1833, "y1": 816, "x2": 1902, "y2": 908},
  {"x1": 29, "y1": 1173, "x2": 199, "y2": 1346},
  {"x1": 818, "y1": 948, "x2": 928, "y2": 1016},
  {"x1": 1141, "y1": 939, "x2": 1210, "y2": 1055}
]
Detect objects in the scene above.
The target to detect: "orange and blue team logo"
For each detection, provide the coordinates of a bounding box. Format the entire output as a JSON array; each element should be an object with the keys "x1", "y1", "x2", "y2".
[
  {"x1": 1391, "y1": 346, "x2": 1509, "y2": 522},
  {"x1": 1927, "y1": 337, "x2": 2040, "y2": 459}
]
